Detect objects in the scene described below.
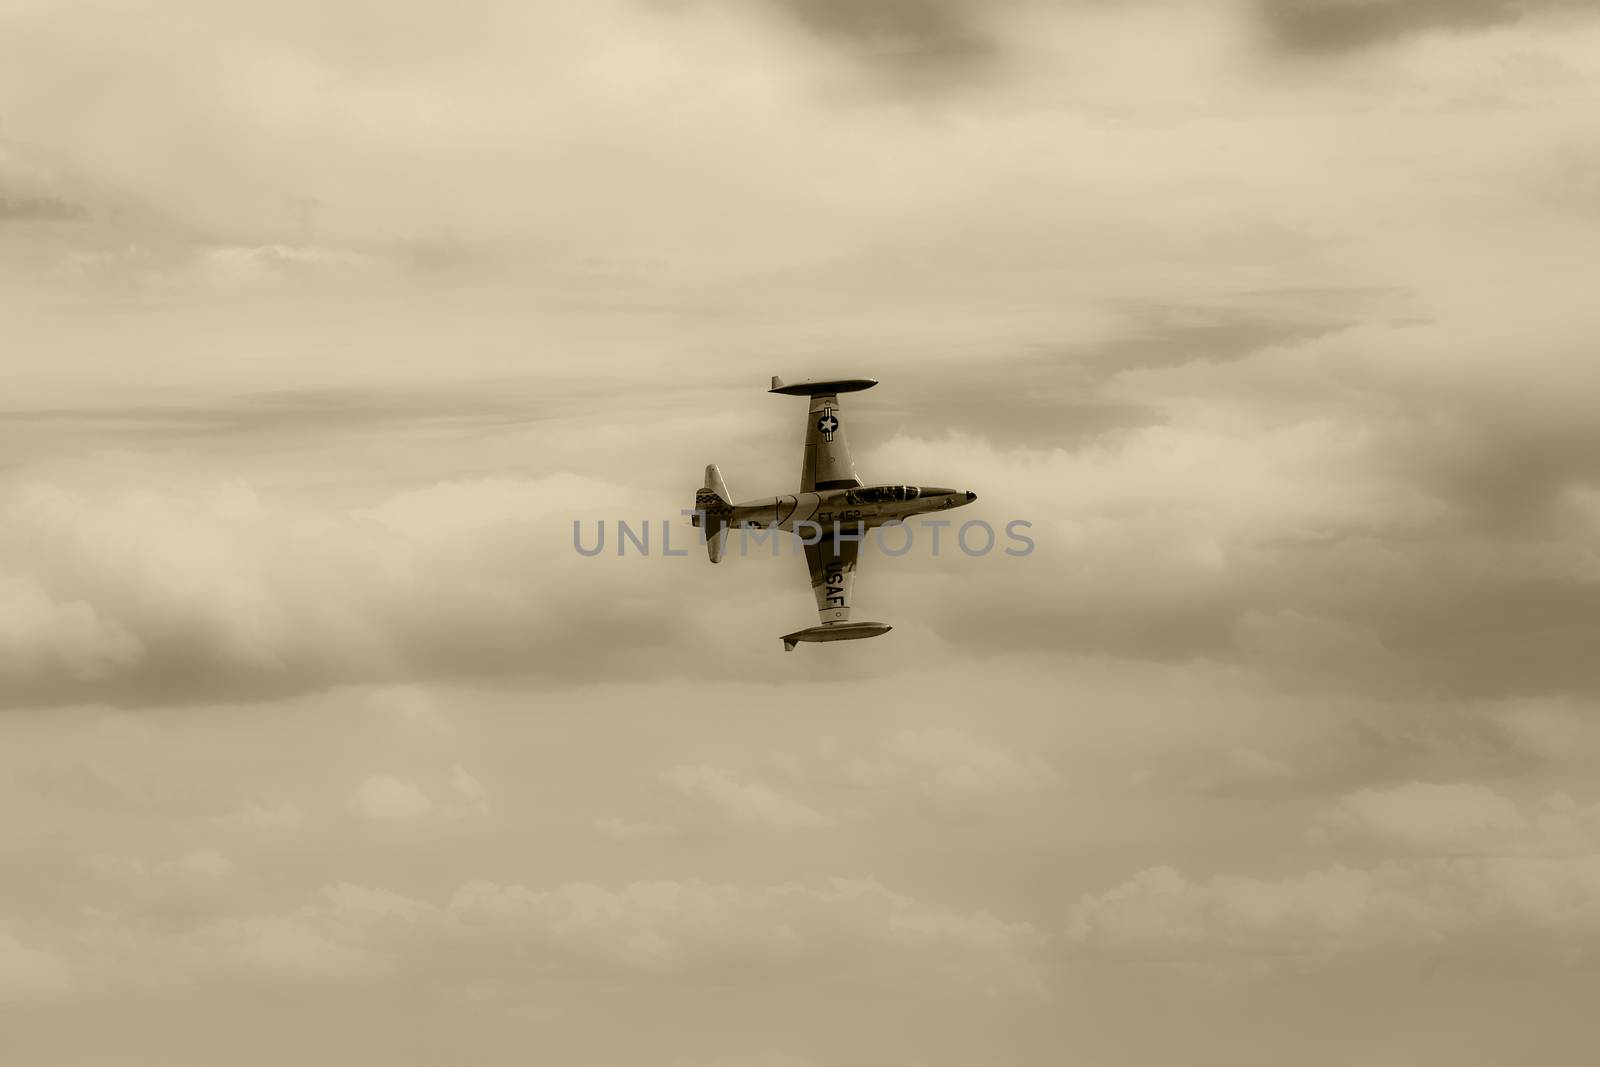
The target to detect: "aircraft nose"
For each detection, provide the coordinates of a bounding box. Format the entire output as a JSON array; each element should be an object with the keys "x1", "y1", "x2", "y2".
[{"x1": 965, "y1": 491, "x2": 977, "y2": 503}]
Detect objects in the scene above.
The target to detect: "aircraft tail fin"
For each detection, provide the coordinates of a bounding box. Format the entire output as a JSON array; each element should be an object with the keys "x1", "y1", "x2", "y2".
[
  {"x1": 703, "y1": 463, "x2": 731, "y2": 506},
  {"x1": 693, "y1": 464, "x2": 733, "y2": 563}
]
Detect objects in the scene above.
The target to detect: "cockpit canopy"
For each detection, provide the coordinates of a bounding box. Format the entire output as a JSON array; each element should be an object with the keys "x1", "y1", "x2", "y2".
[{"x1": 845, "y1": 485, "x2": 947, "y2": 505}]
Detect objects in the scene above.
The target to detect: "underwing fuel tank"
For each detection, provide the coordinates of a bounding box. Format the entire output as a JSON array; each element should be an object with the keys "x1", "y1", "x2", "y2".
[{"x1": 780, "y1": 621, "x2": 892, "y2": 652}]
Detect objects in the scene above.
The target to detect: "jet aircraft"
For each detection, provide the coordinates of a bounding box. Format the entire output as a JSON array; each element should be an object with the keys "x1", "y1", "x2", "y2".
[{"x1": 692, "y1": 376, "x2": 977, "y2": 650}]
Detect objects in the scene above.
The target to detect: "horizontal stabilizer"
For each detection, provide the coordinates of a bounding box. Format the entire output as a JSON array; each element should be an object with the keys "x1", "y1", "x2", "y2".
[
  {"x1": 769, "y1": 376, "x2": 878, "y2": 396},
  {"x1": 694, "y1": 467, "x2": 733, "y2": 563},
  {"x1": 780, "y1": 620, "x2": 892, "y2": 651}
]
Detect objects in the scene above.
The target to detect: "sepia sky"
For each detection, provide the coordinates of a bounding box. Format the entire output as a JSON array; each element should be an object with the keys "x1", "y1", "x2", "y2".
[{"x1": 5, "y1": 1, "x2": 1600, "y2": 1064}]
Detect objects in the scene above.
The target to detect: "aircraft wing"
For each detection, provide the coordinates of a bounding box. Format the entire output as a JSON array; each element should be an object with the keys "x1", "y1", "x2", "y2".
[
  {"x1": 803, "y1": 535, "x2": 860, "y2": 626},
  {"x1": 769, "y1": 376, "x2": 875, "y2": 492}
]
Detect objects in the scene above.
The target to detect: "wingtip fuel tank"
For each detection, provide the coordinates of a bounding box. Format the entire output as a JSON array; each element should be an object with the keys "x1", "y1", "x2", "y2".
[{"x1": 780, "y1": 621, "x2": 893, "y2": 652}]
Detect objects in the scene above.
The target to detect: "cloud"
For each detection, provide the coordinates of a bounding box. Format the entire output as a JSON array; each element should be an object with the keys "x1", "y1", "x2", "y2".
[
  {"x1": 446, "y1": 766, "x2": 490, "y2": 817},
  {"x1": 0, "y1": 192, "x2": 83, "y2": 222},
  {"x1": 663, "y1": 765, "x2": 829, "y2": 827},
  {"x1": 80, "y1": 850, "x2": 243, "y2": 921},
  {"x1": 1174, "y1": 695, "x2": 1551, "y2": 800},
  {"x1": 85, "y1": 849, "x2": 236, "y2": 886},
  {"x1": 1073, "y1": 783, "x2": 1600, "y2": 967},
  {"x1": 213, "y1": 802, "x2": 304, "y2": 830},
  {"x1": 0, "y1": 472, "x2": 708, "y2": 708},
  {"x1": 858, "y1": 287, "x2": 1600, "y2": 700},
  {"x1": 0, "y1": 575, "x2": 143, "y2": 683},
  {"x1": 1069, "y1": 854, "x2": 1600, "y2": 966},
  {"x1": 448, "y1": 876, "x2": 1043, "y2": 991},
  {"x1": 349, "y1": 777, "x2": 432, "y2": 822},
  {"x1": 594, "y1": 816, "x2": 679, "y2": 841},
  {"x1": 0, "y1": 927, "x2": 71, "y2": 1000},
  {"x1": 3, "y1": 0, "x2": 1600, "y2": 1058},
  {"x1": 1185, "y1": 746, "x2": 1297, "y2": 795},
  {"x1": 186, "y1": 912, "x2": 382, "y2": 982},
  {"x1": 881, "y1": 728, "x2": 1054, "y2": 793},
  {"x1": 348, "y1": 767, "x2": 489, "y2": 823},
  {"x1": 678, "y1": 1055, "x2": 816, "y2": 1067},
  {"x1": 1314, "y1": 782, "x2": 1528, "y2": 854},
  {"x1": 33, "y1": 875, "x2": 1043, "y2": 996},
  {"x1": 366, "y1": 686, "x2": 453, "y2": 736},
  {"x1": 1314, "y1": 782, "x2": 1600, "y2": 857},
  {"x1": 833, "y1": 728, "x2": 1057, "y2": 816},
  {"x1": 1257, "y1": 0, "x2": 1593, "y2": 53},
  {"x1": 754, "y1": 0, "x2": 999, "y2": 85}
]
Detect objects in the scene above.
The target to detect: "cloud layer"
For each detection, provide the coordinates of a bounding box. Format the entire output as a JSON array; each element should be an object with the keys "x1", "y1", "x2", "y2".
[{"x1": 6, "y1": 1, "x2": 1600, "y2": 1064}]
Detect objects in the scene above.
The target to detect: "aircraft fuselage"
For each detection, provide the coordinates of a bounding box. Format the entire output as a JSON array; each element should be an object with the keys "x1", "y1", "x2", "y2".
[{"x1": 721, "y1": 484, "x2": 976, "y2": 535}]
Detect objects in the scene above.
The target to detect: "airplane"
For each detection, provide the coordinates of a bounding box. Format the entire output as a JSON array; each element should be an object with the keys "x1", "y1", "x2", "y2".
[{"x1": 691, "y1": 376, "x2": 977, "y2": 651}]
